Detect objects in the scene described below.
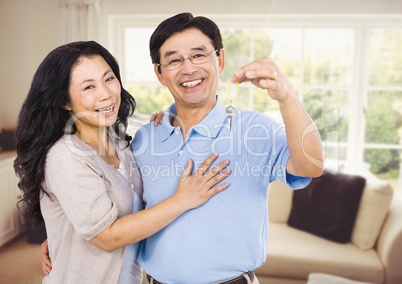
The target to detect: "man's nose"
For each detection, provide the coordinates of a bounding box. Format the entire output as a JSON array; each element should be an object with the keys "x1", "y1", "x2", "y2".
[{"x1": 180, "y1": 57, "x2": 198, "y2": 72}]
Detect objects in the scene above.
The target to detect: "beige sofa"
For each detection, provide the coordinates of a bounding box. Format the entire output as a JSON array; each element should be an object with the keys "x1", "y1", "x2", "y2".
[{"x1": 255, "y1": 171, "x2": 402, "y2": 284}]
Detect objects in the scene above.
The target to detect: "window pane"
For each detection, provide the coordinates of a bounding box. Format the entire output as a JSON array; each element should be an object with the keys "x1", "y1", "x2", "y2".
[
  {"x1": 127, "y1": 85, "x2": 173, "y2": 116},
  {"x1": 264, "y1": 28, "x2": 302, "y2": 85},
  {"x1": 364, "y1": 91, "x2": 402, "y2": 190},
  {"x1": 125, "y1": 28, "x2": 171, "y2": 116},
  {"x1": 303, "y1": 88, "x2": 349, "y2": 162},
  {"x1": 125, "y1": 28, "x2": 156, "y2": 83},
  {"x1": 369, "y1": 29, "x2": 402, "y2": 86},
  {"x1": 304, "y1": 88, "x2": 349, "y2": 142},
  {"x1": 220, "y1": 28, "x2": 252, "y2": 83},
  {"x1": 365, "y1": 91, "x2": 402, "y2": 145},
  {"x1": 366, "y1": 28, "x2": 402, "y2": 193},
  {"x1": 304, "y1": 29, "x2": 354, "y2": 86},
  {"x1": 364, "y1": 148, "x2": 402, "y2": 193}
]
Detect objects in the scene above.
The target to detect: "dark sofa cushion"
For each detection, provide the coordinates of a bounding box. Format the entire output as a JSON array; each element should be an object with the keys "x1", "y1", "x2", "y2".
[{"x1": 287, "y1": 170, "x2": 366, "y2": 243}]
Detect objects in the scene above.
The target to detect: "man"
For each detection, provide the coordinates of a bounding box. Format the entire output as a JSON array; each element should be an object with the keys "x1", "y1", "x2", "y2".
[{"x1": 132, "y1": 12, "x2": 324, "y2": 284}]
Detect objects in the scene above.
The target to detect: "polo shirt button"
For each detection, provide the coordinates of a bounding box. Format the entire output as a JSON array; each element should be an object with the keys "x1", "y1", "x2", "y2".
[
  {"x1": 178, "y1": 150, "x2": 183, "y2": 155},
  {"x1": 175, "y1": 131, "x2": 179, "y2": 135},
  {"x1": 130, "y1": 184, "x2": 134, "y2": 189}
]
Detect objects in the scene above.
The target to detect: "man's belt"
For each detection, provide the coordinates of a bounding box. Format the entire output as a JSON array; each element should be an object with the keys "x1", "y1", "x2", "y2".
[{"x1": 146, "y1": 271, "x2": 255, "y2": 284}]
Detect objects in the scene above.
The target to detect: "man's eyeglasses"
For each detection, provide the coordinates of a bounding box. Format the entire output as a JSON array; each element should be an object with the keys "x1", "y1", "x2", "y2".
[{"x1": 157, "y1": 50, "x2": 218, "y2": 71}]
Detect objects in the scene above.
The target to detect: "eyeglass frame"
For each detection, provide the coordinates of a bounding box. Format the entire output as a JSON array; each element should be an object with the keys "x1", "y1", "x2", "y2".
[{"x1": 156, "y1": 49, "x2": 219, "y2": 71}]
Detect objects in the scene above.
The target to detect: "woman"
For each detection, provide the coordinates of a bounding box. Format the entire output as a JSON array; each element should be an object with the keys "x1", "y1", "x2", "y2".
[{"x1": 14, "y1": 41, "x2": 230, "y2": 283}]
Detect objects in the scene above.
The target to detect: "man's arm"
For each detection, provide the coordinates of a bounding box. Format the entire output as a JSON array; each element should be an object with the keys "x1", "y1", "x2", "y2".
[
  {"x1": 277, "y1": 93, "x2": 323, "y2": 177},
  {"x1": 231, "y1": 57, "x2": 324, "y2": 177},
  {"x1": 41, "y1": 240, "x2": 51, "y2": 275}
]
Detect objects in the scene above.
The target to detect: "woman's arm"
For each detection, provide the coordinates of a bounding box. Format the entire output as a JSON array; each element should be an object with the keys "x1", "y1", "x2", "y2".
[
  {"x1": 91, "y1": 153, "x2": 230, "y2": 251},
  {"x1": 41, "y1": 153, "x2": 230, "y2": 271}
]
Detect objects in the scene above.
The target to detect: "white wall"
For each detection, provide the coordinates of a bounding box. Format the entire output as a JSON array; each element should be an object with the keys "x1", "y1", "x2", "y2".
[
  {"x1": 0, "y1": 0, "x2": 61, "y2": 128},
  {"x1": 100, "y1": 0, "x2": 402, "y2": 15},
  {"x1": 1, "y1": 0, "x2": 402, "y2": 128}
]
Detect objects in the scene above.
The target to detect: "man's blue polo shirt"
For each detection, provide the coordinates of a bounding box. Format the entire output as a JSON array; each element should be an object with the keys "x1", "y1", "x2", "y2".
[{"x1": 131, "y1": 98, "x2": 311, "y2": 284}]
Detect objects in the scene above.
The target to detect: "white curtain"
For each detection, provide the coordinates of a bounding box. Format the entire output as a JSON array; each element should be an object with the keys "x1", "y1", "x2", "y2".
[{"x1": 57, "y1": 0, "x2": 102, "y2": 43}]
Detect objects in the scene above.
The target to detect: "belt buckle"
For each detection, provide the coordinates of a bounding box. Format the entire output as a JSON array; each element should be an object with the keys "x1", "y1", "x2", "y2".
[
  {"x1": 241, "y1": 271, "x2": 253, "y2": 284},
  {"x1": 219, "y1": 271, "x2": 254, "y2": 284}
]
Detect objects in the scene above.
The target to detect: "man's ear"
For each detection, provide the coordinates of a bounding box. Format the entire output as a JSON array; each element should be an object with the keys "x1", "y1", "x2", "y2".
[
  {"x1": 218, "y1": 48, "x2": 225, "y2": 74},
  {"x1": 154, "y1": 64, "x2": 166, "y2": 87}
]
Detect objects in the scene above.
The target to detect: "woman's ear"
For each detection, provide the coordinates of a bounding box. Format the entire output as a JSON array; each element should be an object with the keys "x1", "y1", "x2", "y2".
[{"x1": 63, "y1": 104, "x2": 72, "y2": 111}]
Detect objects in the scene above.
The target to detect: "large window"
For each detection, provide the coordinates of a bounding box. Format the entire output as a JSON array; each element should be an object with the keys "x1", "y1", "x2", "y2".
[{"x1": 109, "y1": 15, "x2": 402, "y2": 193}]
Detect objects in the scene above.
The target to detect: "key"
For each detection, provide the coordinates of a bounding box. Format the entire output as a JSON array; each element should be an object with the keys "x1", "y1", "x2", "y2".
[{"x1": 225, "y1": 104, "x2": 236, "y2": 132}]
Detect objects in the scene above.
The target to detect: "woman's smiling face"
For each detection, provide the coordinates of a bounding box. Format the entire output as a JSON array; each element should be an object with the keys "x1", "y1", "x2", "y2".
[{"x1": 65, "y1": 55, "x2": 121, "y2": 132}]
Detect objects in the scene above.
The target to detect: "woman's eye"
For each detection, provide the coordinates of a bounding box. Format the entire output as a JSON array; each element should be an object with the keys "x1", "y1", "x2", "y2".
[
  {"x1": 106, "y1": 76, "x2": 115, "y2": 82},
  {"x1": 83, "y1": 85, "x2": 94, "y2": 91}
]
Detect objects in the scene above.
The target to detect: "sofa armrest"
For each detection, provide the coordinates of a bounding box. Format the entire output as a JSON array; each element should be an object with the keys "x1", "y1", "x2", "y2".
[
  {"x1": 376, "y1": 196, "x2": 402, "y2": 284},
  {"x1": 268, "y1": 180, "x2": 293, "y2": 223}
]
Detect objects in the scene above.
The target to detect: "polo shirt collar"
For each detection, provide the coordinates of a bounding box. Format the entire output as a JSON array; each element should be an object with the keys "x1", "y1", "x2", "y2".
[
  {"x1": 159, "y1": 104, "x2": 177, "y2": 141},
  {"x1": 159, "y1": 96, "x2": 227, "y2": 141}
]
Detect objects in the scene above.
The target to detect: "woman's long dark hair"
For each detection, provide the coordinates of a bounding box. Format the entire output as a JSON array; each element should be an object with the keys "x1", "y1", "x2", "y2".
[{"x1": 14, "y1": 41, "x2": 136, "y2": 226}]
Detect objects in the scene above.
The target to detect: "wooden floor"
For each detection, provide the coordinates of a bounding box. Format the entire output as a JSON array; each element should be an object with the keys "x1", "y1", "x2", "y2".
[{"x1": 0, "y1": 233, "x2": 43, "y2": 284}]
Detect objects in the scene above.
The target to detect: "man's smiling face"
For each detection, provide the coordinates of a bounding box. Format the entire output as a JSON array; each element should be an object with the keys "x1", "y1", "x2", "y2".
[{"x1": 154, "y1": 28, "x2": 224, "y2": 112}]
